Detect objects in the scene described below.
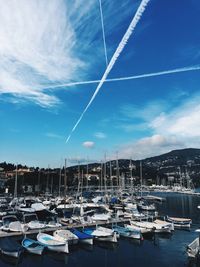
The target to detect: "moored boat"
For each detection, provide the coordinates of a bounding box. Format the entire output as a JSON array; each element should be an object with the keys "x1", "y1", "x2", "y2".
[
  {"x1": 70, "y1": 228, "x2": 93, "y2": 245},
  {"x1": 113, "y1": 225, "x2": 142, "y2": 240},
  {"x1": 166, "y1": 216, "x2": 192, "y2": 229},
  {"x1": 83, "y1": 228, "x2": 117, "y2": 243},
  {"x1": 37, "y1": 233, "x2": 69, "y2": 253},
  {"x1": 129, "y1": 220, "x2": 171, "y2": 233},
  {"x1": 187, "y1": 237, "x2": 199, "y2": 258},
  {"x1": 0, "y1": 237, "x2": 23, "y2": 258},
  {"x1": 22, "y1": 238, "x2": 45, "y2": 255},
  {"x1": 53, "y1": 229, "x2": 79, "y2": 245}
]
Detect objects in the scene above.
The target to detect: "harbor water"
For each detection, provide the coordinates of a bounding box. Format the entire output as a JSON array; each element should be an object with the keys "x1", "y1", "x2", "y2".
[{"x1": 1, "y1": 192, "x2": 200, "y2": 267}]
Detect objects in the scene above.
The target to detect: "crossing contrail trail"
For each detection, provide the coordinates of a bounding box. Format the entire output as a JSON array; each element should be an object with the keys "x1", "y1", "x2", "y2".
[
  {"x1": 45, "y1": 65, "x2": 200, "y2": 89},
  {"x1": 65, "y1": 0, "x2": 150, "y2": 143}
]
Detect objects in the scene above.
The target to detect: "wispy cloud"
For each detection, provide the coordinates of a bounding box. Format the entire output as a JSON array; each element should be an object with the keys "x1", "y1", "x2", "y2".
[
  {"x1": 45, "y1": 132, "x2": 63, "y2": 139},
  {"x1": 0, "y1": 0, "x2": 136, "y2": 107},
  {"x1": 94, "y1": 132, "x2": 107, "y2": 139}
]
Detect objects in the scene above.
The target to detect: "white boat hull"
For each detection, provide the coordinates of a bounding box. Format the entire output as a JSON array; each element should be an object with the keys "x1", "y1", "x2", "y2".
[
  {"x1": 1, "y1": 249, "x2": 21, "y2": 258},
  {"x1": 26, "y1": 247, "x2": 44, "y2": 255},
  {"x1": 47, "y1": 243, "x2": 69, "y2": 253},
  {"x1": 95, "y1": 232, "x2": 117, "y2": 243},
  {"x1": 37, "y1": 233, "x2": 69, "y2": 253},
  {"x1": 79, "y1": 238, "x2": 93, "y2": 245}
]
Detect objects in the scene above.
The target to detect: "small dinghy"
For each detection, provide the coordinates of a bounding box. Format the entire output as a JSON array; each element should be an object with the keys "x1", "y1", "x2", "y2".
[
  {"x1": 166, "y1": 216, "x2": 192, "y2": 229},
  {"x1": 22, "y1": 238, "x2": 45, "y2": 255},
  {"x1": 53, "y1": 229, "x2": 79, "y2": 245},
  {"x1": 113, "y1": 225, "x2": 142, "y2": 240},
  {"x1": 0, "y1": 237, "x2": 23, "y2": 258},
  {"x1": 83, "y1": 228, "x2": 117, "y2": 243},
  {"x1": 71, "y1": 228, "x2": 93, "y2": 245},
  {"x1": 37, "y1": 233, "x2": 69, "y2": 253}
]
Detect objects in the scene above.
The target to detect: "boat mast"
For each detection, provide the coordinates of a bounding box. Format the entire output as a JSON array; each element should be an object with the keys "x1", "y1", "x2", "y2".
[
  {"x1": 110, "y1": 160, "x2": 113, "y2": 193},
  {"x1": 100, "y1": 160, "x2": 103, "y2": 192},
  {"x1": 64, "y1": 159, "x2": 67, "y2": 209},
  {"x1": 50, "y1": 173, "x2": 53, "y2": 195},
  {"x1": 140, "y1": 160, "x2": 143, "y2": 198},
  {"x1": 130, "y1": 158, "x2": 133, "y2": 200},
  {"x1": 104, "y1": 152, "x2": 107, "y2": 203},
  {"x1": 116, "y1": 151, "x2": 119, "y2": 191},
  {"x1": 86, "y1": 157, "x2": 89, "y2": 190},
  {"x1": 46, "y1": 165, "x2": 50, "y2": 194},
  {"x1": 37, "y1": 168, "x2": 40, "y2": 194},
  {"x1": 14, "y1": 164, "x2": 18, "y2": 198},
  {"x1": 58, "y1": 166, "x2": 62, "y2": 197}
]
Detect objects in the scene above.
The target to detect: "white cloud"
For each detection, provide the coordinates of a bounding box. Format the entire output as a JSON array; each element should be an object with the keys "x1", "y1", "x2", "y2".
[
  {"x1": 82, "y1": 141, "x2": 95, "y2": 148},
  {"x1": 118, "y1": 93, "x2": 200, "y2": 159},
  {"x1": 150, "y1": 94, "x2": 200, "y2": 138},
  {"x1": 0, "y1": 0, "x2": 135, "y2": 106},
  {"x1": 94, "y1": 132, "x2": 107, "y2": 139},
  {"x1": 119, "y1": 134, "x2": 184, "y2": 159}
]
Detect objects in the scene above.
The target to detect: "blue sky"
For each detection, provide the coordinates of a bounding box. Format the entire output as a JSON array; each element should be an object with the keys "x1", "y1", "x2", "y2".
[{"x1": 1, "y1": 0, "x2": 200, "y2": 167}]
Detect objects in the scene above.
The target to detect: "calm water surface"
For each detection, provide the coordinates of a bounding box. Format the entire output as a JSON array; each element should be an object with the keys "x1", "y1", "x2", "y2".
[{"x1": 1, "y1": 193, "x2": 200, "y2": 267}]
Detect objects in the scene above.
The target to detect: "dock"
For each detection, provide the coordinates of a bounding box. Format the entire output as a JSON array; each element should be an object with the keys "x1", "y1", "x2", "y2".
[{"x1": 0, "y1": 218, "x2": 130, "y2": 238}]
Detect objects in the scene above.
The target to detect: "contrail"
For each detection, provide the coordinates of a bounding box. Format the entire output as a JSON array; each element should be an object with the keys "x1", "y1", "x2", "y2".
[
  {"x1": 99, "y1": 0, "x2": 108, "y2": 66},
  {"x1": 66, "y1": 0, "x2": 150, "y2": 143},
  {"x1": 45, "y1": 65, "x2": 200, "y2": 89}
]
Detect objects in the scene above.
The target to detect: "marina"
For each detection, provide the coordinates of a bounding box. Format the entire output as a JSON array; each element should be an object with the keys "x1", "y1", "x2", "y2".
[
  {"x1": 1, "y1": 0, "x2": 200, "y2": 266},
  {"x1": 0, "y1": 191, "x2": 198, "y2": 266}
]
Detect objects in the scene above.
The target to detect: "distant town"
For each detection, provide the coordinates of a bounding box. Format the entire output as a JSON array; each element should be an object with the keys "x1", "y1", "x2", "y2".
[{"x1": 1, "y1": 148, "x2": 200, "y2": 195}]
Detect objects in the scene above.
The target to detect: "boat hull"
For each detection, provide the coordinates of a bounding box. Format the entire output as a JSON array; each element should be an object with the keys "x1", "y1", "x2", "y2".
[
  {"x1": 79, "y1": 238, "x2": 93, "y2": 245},
  {"x1": 37, "y1": 233, "x2": 69, "y2": 254},
  {"x1": 1, "y1": 249, "x2": 22, "y2": 258},
  {"x1": 47, "y1": 243, "x2": 69, "y2": 253}
]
